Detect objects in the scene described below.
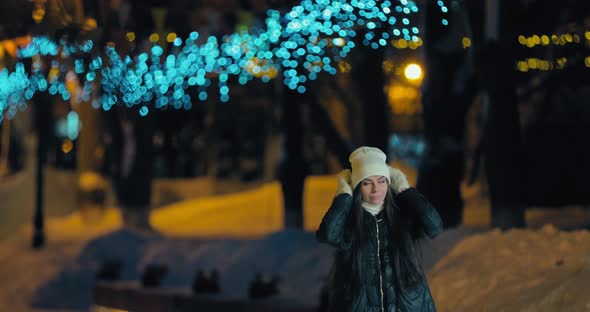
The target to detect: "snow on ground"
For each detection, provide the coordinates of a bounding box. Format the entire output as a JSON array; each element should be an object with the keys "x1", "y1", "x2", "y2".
[
  {"x1": 5, "y1": 221, "x2": 589, "y2": 311},
  {"x1": 2, "y1": 227, "x2": 337, "y2": 310},
  {"x1": 2, "y1": 160, "x2": 590, "y2": 311},
  {"x1": 0, "y1": 235, "x2": 87, "y2": 312},
  {"x1": 1, "y1": 216, "x2": 479, "y2": 311},
  {"x1": 428, "y1": 224, "x2": 590, "y2": 312},
  {"x1": 2, "y1": 215, "x2": 590, "y2": 311}
]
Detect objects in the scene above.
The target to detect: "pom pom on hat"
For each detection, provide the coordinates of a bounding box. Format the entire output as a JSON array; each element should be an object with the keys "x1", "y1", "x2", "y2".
[{"x1": 349, "y1": 146, "x2": 390, "y2": 190}]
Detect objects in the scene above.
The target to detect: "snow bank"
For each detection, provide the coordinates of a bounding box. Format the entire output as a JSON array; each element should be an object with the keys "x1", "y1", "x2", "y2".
[{"x1": 428, "y1": 224, "x2": 590, "y2": 312}]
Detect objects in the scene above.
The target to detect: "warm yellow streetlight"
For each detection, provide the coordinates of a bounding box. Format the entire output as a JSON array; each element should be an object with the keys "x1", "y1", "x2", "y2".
[{"x1": 404, "y1": 63, "x2": 422, "y2": 81}]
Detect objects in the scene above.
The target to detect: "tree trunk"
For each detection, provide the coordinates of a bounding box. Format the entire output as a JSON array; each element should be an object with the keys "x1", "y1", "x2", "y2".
[
  {"x1": 0, "y1": 114, "x2": 10, "y2": 176},
  {"x1": 279, "y1": 81, "x2": 354, "y2": 228},
  {"x1": 31, "y1": 91, "x2": 55, "y2": 249},
  {"x1": 106, "y1": 107, "x2": 154, "y2": 230},
  {"x1": 279, "y1": 87, "x2": 308, "y2": 228},
  {"x1": 308, "y1": 85, "x2": 353, "y2": 168},
  {"x1": 480, "y1": 0, "x2": 526, "y2": 229},
  {"x1": 75, "y1": 96, "x2": 101, "y2": 174},
  {"x1": 73, "y1": 87, "x2": 106, "y2": 221},
  {"x1": 351, "y1": 32, "x2": 389, "y2": 152},
  {"x1": 417, "y1": 1, "x2": 476, "y2": 228}
]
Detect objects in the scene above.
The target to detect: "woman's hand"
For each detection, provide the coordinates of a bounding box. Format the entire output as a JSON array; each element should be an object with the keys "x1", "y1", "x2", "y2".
[
  {"x1": 388, "y1": 166, "x2": 410, "y2": 194},
  {"x1": 335, "y1": 169, "x2": 353, "y2": 196}
]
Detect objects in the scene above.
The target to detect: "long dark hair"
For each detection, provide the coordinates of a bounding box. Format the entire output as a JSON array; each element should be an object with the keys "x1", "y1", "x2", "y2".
[{"x1": 332, "y1": 185, "x2": 425, "y2": 305}]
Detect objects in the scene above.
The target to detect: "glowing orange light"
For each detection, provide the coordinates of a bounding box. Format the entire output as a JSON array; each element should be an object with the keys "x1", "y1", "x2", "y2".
[
  {"x1": 338, "y1": 60, "x2": 351, "y2": 73},
  {"x1": 62, "y1": 139, "x2": 74, "y2": 154},
  {"x1": 462, "y1": 37, "x2": 471, "y2": 48},
  {"x1": 166, "y1": 33, "x2": 177, "y2": 43},
  {"x1": 526, "y1": 37, "x2": 535, "y2": 48},
  {"x1": 527, "y1": 58, "x2": 538, "y2": 69},
  {"x1": 404, "y1": 63, "x2": 422, "y2": 81},
  {"x1": 398, "y1": 39, "x2": 408, "y2": 49},
  {"x1": 82, "y1": 17, "x2": 97, "y2": 31},
  {"x1": 126, "y1": 32, "x2": 136, "y2": 42},
  {"x1": 149, "y1": 33, "x2": 160, "y2": 43}
]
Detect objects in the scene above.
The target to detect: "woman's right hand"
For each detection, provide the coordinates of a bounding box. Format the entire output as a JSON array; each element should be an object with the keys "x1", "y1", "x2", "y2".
[{"x1": 335, "y1": 169, "x2": 353, "y2": 196}]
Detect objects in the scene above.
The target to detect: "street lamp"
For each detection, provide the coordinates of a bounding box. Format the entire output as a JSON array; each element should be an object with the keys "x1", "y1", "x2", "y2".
[{"x1": 404, "y1": 63, "x2": 423, "y2": 81}]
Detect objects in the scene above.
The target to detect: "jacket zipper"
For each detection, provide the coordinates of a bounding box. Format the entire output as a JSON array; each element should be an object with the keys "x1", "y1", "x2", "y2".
[{"x1": 375, "y1": 216, "x2": 385, "y2": 312}]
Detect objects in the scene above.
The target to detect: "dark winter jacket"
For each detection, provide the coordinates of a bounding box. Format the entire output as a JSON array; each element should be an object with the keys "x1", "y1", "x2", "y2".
[{"x1": 316, "y1": 188, "x2": 443, "y2": 312}]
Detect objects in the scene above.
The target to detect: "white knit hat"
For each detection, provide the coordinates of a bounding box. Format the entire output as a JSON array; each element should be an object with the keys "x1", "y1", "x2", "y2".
[{"x1": 349, "y1": 146, "x2": 390, "y2": 190}]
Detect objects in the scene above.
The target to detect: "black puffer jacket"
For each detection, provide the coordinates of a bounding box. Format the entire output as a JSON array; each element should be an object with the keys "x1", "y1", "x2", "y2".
[{"x1": 316, "y1": 188, "x2": 443, "y2": 312}]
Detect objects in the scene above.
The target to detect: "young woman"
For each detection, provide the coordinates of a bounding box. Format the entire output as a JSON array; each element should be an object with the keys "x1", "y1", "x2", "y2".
[{"x1": 317, "y1": 146, "x2": 443, "y2": 312}]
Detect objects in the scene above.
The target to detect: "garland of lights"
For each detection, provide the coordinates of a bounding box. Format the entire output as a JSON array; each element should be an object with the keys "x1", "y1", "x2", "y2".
[{"x1": 0, "y1": 0, "x2": 449, "y2": 121}]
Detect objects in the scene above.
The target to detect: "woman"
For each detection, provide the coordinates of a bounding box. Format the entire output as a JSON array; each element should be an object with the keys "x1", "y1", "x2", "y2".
[{"x1": 316, "y1": 146, "x2": 443, "y2": 312}]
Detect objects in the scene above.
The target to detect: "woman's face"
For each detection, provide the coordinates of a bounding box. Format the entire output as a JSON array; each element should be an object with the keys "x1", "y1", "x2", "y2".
[{"x1": 359, "y1": 175, "x2": 388, "y2": 205}]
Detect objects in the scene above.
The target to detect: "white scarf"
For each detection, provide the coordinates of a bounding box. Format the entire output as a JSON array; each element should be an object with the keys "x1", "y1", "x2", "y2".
[{"x1": 361, "y1": 201, "x2": 384, "y2": 216}]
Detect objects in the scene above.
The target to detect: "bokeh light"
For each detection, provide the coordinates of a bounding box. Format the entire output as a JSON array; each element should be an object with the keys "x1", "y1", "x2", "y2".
[
  {"x1": 404, "y1": 63, "x2": 422, "y2": 81},
  {"x1": 0, "y1": 0, "x2": 450, "y2": 122}
]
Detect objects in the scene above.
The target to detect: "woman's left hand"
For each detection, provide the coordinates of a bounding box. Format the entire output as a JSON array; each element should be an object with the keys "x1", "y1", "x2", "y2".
[{"x1": 388, "y1": 166, "x2": 410, "y2": 194}]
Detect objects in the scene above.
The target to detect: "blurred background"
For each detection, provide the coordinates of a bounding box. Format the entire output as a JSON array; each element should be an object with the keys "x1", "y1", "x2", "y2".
[{"x1": 0, "y1": 0, "x2": 589, "y2": 311}]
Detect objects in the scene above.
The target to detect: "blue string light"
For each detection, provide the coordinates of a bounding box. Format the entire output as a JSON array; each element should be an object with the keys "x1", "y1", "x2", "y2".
[{"x1": 0, "y1": 0, "x2": 449, "y2": 121}]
